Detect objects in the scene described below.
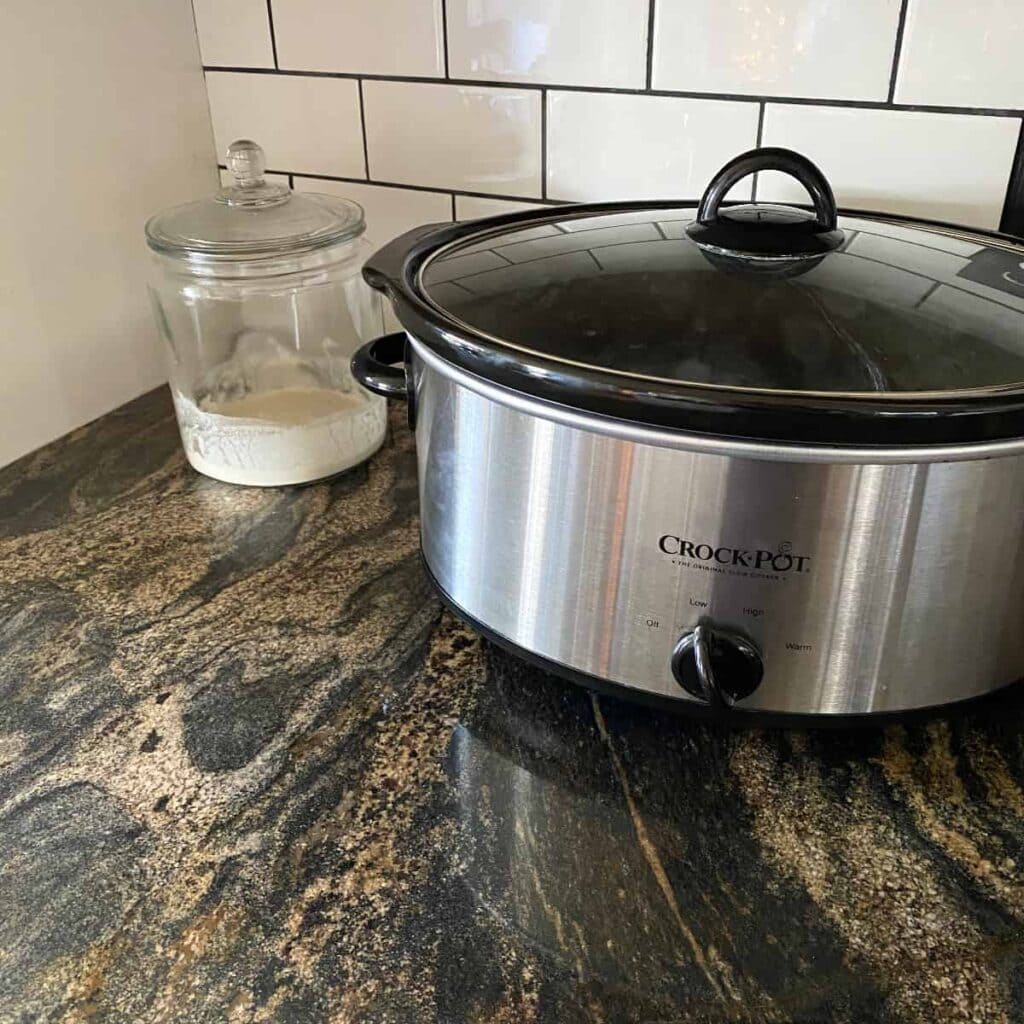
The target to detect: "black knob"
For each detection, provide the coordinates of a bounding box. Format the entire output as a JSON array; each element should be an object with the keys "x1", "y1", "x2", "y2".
[{"x1": 671, "y1": 620, "x2": 763, "y2": 708}]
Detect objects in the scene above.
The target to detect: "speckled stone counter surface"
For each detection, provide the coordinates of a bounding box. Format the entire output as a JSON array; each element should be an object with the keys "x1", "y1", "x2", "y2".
[{"x1": 2, "y1": 388, "x2": 1024, "y2": 1024}]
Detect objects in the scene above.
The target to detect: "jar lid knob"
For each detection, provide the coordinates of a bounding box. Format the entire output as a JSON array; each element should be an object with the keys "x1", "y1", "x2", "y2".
[
  {"x1": 226, "y1": 139, "x2": 267, "y2": 188},
  {"x1": 219, "y1": 140, "x2": 288, "y2": 208}
]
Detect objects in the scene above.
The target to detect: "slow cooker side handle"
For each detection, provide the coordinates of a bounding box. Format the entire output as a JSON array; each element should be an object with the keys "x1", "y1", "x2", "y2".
[
  {"x1": 351, "y1": 332, "x2": 409, "y2": 400},
  {"x1": 352, "y1": 331, "x2": 418, "y2": 429}
]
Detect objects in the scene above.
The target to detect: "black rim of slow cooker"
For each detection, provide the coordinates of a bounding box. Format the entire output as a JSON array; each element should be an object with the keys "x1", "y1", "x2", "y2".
[{"x1": 363, "y1": 200, "x2": 1024, "y2": 449}]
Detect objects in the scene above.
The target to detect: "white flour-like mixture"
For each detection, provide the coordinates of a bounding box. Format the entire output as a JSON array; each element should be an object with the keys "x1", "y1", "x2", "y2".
[{"x1": 173, "y1": 386, "x2": 387, "y2": 486}]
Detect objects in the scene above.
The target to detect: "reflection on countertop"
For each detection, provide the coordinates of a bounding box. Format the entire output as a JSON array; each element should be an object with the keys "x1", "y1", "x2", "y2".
[{"x1": 0, "y1": 388, "x2": 1022, "y2": 1023}]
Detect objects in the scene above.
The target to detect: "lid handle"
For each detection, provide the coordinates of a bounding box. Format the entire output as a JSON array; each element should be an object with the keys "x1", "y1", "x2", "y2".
[
  {"x1": 219, "y1": 139, "x2": 289, "y2": 208},
  {"x1": 226, "y1": 139, "x2": 267, "y2": 188},
  {"x1": 687, "y1": 147, "x2": 844, "y2": 263},
  {"x1": 696, "y1": 147, "x2": 838, "y2": 231}
]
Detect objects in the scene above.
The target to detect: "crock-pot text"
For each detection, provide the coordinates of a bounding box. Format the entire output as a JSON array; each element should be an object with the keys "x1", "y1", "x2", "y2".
[{"x1": 658, "y1": 536, "x2": 811, "y2": 573}]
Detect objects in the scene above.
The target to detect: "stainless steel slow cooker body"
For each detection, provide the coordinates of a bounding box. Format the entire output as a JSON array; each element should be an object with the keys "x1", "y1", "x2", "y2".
[
  {"x1": 411, "y1": 340, "x2": 1024, "y2": 716},
  {"x1": 354, "y1": 148, "x2": 1024, "y2": 719}
]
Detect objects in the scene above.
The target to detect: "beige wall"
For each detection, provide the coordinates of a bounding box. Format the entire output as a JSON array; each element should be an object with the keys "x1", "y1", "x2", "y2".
[{"x1": 0, "y1": 2, "x2": 216, "y2": 468}]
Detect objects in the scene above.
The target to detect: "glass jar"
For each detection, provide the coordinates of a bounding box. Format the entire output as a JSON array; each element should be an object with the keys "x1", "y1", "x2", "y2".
[{"x1": 145, "y1": 140, "x2": 386, "y2": 486}]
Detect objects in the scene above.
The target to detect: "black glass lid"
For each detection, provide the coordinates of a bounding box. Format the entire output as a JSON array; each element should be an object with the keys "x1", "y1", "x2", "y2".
[{"x1": 364, "y1": 148, "x2": 1024, "y2": 446}]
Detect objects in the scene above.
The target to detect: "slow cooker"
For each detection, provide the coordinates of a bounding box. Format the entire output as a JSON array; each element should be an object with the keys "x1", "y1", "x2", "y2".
[{"x1": 352, "y1": 147, "x2": 1024, "y2": 719}]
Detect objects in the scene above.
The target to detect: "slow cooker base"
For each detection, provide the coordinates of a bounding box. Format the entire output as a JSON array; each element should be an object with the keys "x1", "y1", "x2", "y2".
[{"x1": 424, "y1": 559, "x2": 1024, "y2": 729}]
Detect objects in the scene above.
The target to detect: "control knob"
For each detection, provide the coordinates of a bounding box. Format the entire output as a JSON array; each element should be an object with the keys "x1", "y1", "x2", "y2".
[{"x1": 671, "y1": 620, "x2": 764, "y2": 708}]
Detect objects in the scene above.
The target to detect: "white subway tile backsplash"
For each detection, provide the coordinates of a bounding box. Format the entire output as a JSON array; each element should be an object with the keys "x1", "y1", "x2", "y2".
[
  {"x1": 495, "y1": 222, "x2": 660, "y2": 263},
  {"x1": 840, "y1": 216, "x2": 987, "y2": 257},
  {"x1": 923, "y1": 285, "x2": 1024, "y2": 342},
  {"x1": 273, "y1": 0, "x2": 445, "y2": 77},
  {"x1": 446, "y1": 0, "x2": 648, "y2": 88},
  {"x1": 804, "y1": 252, "x2": 937, "y2": 309},
  {"x1": 546, "y1": 92, "x2": 759, "y2": 202},
  {"x1": 193, "y1": 0, "x2": 1024, "y2": 243},
  {"x1": 456, "y1": 227, "x2": 564, "y2": 257},
  {"x1": 193, "y1": 0, "x2": 275, "y2": 68},
  {"x1": 293, "y1": 178, "x2": 451, "y2": 247},
  {"x1": 557, "y1": 209, "x2": 688, "y2": 231},
  {"x1": 455, "y1": 195, "x2": 550, "y2": 220},
  {"x1": 760, "y1": 105, "x2": 1020, "y2": 229},
  {"x1": 895, "y1": 0, "x2": 1024, "y2": 108},
  {"x1": 423, "y1": 250, "x2": 512, "y2": 283},
  {"x1": 651, "y1": 0, "x2": 901, "y2": 101},
  {"x1": 294, "y1": 178, "x2": 452, "y2": 333},
  {"x1": 363, "y1": 81, "x2": 542, "y2": 197},
  {"x1": 205, "y1": 72, "x2": 365, "y2": 177},
  {"x1": 846, "y1": 229, "x2": 1024, "y2": 313},
  {"x1": 845, "y1": 232, "x2": 972, "y2": 282},
  {"x1": 451, "y1": 251, "x2": 598, "y2": 296}
]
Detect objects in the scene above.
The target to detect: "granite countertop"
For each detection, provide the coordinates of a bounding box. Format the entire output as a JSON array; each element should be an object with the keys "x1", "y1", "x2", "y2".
[{"x1": 1, "y1": 388, "x2": 1023, "y2": 1024}]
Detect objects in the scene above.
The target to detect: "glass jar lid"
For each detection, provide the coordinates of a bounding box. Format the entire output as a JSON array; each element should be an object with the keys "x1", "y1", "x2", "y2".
[{"x1": 145, "y1": 140, "x2": 364, "y2": 262}]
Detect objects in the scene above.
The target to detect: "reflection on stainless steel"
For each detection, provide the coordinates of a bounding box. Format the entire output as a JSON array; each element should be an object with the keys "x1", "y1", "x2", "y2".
[{"x1": 415, "y1": 339, "x2": 1024, "y2": 715}]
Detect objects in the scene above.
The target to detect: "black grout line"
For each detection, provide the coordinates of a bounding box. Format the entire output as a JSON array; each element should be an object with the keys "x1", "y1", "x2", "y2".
[
  {"x1": 441, "y1": 0, "x2": 450, "y2": 79},
  {"x1": 854, "y1": 223, "x2": 1010, "y2": 258},
  {"x1": 440, "y1": 236, "x2": 682, "y2": 279},
  {"x1": 221, "y1": 168, "x2": 1024, "y2": 247},
  {"x1": 913, "y1": 280, "x2": 942, "y2": 308},
  {"x1": 999, "y1": 119, "x2": 1024, "y2": 237},
  {"x1": 218, "y1": 159, "x2": 1019, "y2": 244},
  {"x1": 540, "y1": 88, "x2": 548, "y2": 200},
  {"x1": 403, "y1": 219, "x2": 1018, "y2": 297},
  {"x1": 887, "y1": 0, "x2": 911, "y2": 104},
  {"x1": 644, "y1": 0, "x2": 656, "y2": 90},
  {"x1": 270, "y1": 167, "x2": 560, "y2": 206},
  {"x1": 842, "y1": 250, "x2": 1024, "y2": 316},
  {"x1": 357, "y1": 79, "x2": 371, "y2": 179},
  {"x1": 265, "y1": 0, "x2": 278, "y2": 69},
  {"x1": 751, "y1": 101, "x2": 766, "y2": 201},
  {"x1": 201, "y1": 66, "x2": 1024, "y2": 118}
]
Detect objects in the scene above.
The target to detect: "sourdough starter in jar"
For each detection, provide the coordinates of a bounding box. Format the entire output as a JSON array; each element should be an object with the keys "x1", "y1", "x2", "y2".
[{"x1": 145, "y1": 139, "x2": 388, "y2": 487}]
